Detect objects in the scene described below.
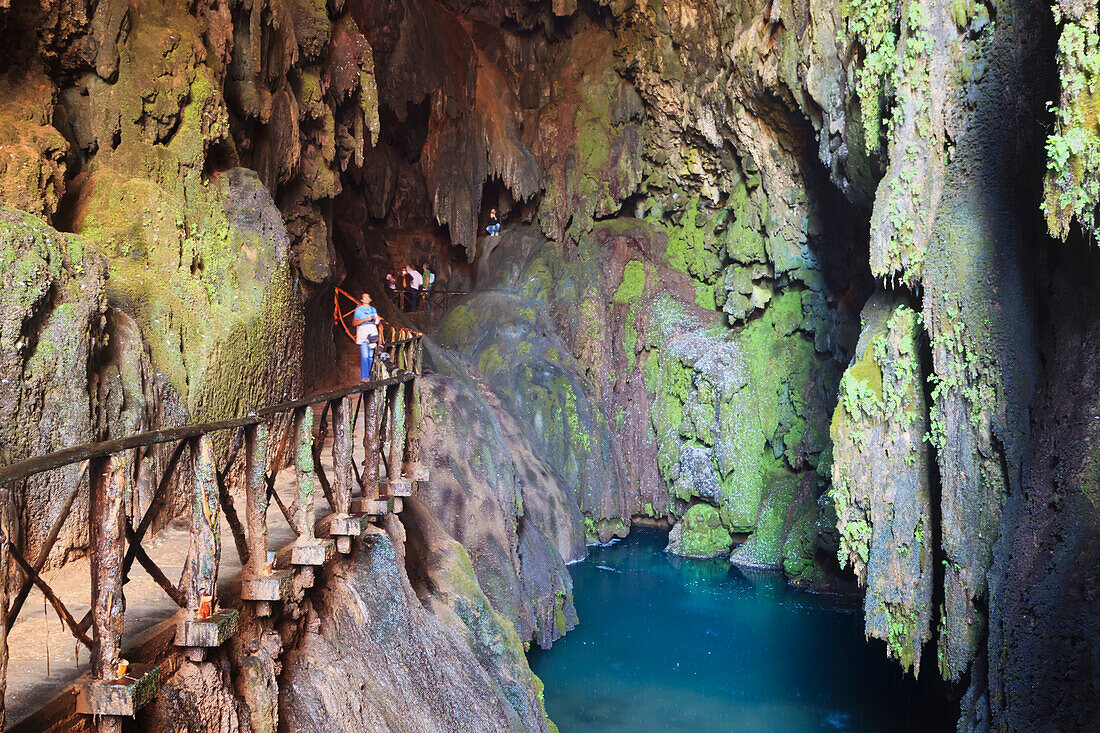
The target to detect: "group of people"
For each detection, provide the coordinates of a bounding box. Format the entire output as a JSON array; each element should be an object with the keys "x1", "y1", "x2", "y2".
[{"x1": 386, "y1": 262, "x2": 435, "y2": 310}]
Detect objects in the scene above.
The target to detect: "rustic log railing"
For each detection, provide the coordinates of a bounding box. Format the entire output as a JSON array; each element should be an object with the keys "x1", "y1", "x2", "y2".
[
  {"x1": 0, "y1": 334, "x2": 424, "y2": 730},
  {"x1": 391, "y1": 287, "x2": 466, "y2": 313}
]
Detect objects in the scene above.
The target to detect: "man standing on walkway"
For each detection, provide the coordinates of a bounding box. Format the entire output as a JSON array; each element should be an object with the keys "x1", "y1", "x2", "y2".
[
  {"x1": 353, "y1": 293, "x2": 381, "y2": 381},
  {"x1": 422, "y1": 261, "x2": 434, "y2": 311},
  {"x1": 404, "y1": 264, "x2": 423, "y2": 310}
]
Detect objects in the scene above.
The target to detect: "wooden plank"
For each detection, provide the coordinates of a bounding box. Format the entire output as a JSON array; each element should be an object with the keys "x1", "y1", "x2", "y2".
[
  {"x1": 216, "y1": 426, "x2": 246, "y2": 484},
  {"x1": 216, "y1": 471, "x2": 250, "y2": 570},
  {"x1": 267, "y1": 475, "x2": 298, "y2": 535},
  {"x1": 311, "y1": 444, "x2": 336, "y2": 513},
  {"x1": 125, "y1": 531, "x2": 186, "y2": 608}
]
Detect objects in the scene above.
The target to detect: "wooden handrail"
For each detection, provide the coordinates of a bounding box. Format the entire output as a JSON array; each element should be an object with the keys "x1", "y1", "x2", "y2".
[
  {"x1": 0, "y1": 333, "x2": 425, "y2": 725},
  {"x1": 0, "y1": 337, "x2": 420, "y2": 485}
]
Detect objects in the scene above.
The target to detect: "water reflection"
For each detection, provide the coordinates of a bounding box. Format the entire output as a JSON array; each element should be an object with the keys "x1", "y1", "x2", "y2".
[{"x1": 528, "y1": 528, "x2": 954, "y2": 733}]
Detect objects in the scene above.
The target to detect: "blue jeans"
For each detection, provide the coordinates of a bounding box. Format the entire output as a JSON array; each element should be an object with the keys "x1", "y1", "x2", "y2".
[
  {"x1": 359, "y1": 341, "x2": 374, "y2": 380},
  {"x1": 487, "y1": 223, "x2": 500, "y2": 235}
]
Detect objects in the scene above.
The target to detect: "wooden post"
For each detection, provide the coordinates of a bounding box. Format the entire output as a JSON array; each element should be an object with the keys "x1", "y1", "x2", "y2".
[
  {"x1": 295, "y1": 408, "x2": 316, "y2": 542},
  {"x1": 290, "y1": 407, "x2": 334, "y2": 571},
  {"x1": 90, "y1": 454, "x2": 126, "y2": 732},
  {"x1": 241, "y1": 423, "x2": 290, "y2": 613},
  {"x1": 388, "y1": 384, "x2": 406, "y2": 480},
  {"x1": 176, "y1": 436, "x2": 240, "y2": 656},
  {"x1": 409, "y1": 339, "x2": 423, "y2": 468},
  {"x1": 175, "y1": 436, "x2": 230, "y2": 662},
  {"x1": 244, "y1": 423, "x2": 269, "y2": 576},
  {"x1": 328, "y1": 398, "x2": 362, "y2": 552},
  {"x1": 188, "y1": 436, "x2": 221, "y2": 610},
  {"x1": 332, "y1": 398, "x2": 354, "y2": 513},
  {"x1": 363, "y1": 388, "x2": 381, "y2": 497}
]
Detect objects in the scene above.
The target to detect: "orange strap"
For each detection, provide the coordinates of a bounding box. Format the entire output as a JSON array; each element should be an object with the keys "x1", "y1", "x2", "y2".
[
  {"x1": 333, "y1": 287, "x2": 361, "y2": 342},
  {"x1": 333, "y1": 286, "x2": 422, "y2": 345}
]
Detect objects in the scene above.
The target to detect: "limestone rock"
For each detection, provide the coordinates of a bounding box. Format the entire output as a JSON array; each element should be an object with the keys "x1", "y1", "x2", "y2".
[
  {"x1": 279, "y1": 514, "x2": 551, "y2": 732},
  {"x1": 830, "y1": 294, "x2": 933, "y2": 675}
]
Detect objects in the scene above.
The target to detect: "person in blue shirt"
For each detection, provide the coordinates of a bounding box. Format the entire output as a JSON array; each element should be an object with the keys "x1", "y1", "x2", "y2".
[{"x1": 352, "y1": 292, "x2": 381, "y2": 381}]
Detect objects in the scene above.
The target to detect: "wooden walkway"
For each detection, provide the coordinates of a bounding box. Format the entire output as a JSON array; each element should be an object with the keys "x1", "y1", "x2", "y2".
[{"x1": 0, "y1": 335, "x2": 425, "y2": 731}]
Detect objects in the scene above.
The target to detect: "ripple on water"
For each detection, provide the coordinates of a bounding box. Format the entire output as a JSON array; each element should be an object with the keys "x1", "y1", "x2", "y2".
[{"x1": 528, "y1": 528, "x2": 956, "y2": 733}]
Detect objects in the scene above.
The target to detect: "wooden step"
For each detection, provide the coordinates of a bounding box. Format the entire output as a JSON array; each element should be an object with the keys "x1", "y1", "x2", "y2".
[
  {"x1": 290, "y1": 538, "x2": 336, "y2": 566},
  {"x1": 329, "y1": 512, "x2": 371, "y2": 537},
  {"x1": 175, "y1": 609, "x2": 239, "y2": 648},
  {"x1": 241, "y1": 568, "x2": 293, "y2": 603},
  {"x1": 378, "y1": 479, "x2": 413, "y2": 497},
  {"x1": 351, "y1": 497, "x2": 393, "y2": 516},
  {"x1": 76, "y1": 664, "x2": 160, "y2": 718}
]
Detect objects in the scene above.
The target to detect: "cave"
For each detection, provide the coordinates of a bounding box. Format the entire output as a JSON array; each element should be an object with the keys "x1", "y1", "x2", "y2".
[{"x1": 0, "y1": 0, "x2": 1097, "y2": 731}]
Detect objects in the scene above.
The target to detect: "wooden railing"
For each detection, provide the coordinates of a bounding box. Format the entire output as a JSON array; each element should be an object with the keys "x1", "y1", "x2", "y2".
[
  {"x1": 0, "y1": 335, "x2": 424, "y2": 730},
  {"x1": 390, "y1": 287, "x2": 467, "y2": 313}
]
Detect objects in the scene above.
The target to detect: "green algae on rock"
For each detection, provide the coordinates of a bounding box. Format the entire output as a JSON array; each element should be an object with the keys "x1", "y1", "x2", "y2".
[
  {"x1": 666, "y1": 502, "x2": 733, "y2": 558},
  {"x1": 831, "y1": 295, "x2": 933, "y2": 676}
]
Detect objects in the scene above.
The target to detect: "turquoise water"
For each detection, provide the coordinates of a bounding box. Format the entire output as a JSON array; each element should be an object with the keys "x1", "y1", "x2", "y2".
[{"x1": 529, "y1": 528, "x2": 955, "y2": 733}]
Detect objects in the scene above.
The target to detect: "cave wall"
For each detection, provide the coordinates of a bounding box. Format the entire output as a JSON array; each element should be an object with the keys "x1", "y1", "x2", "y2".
[{"x1": 0, "y1": 0, "x2": 1097, "y2": 730}]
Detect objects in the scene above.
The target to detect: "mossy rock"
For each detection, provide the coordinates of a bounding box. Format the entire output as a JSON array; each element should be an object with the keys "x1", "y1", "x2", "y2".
[{"x1": 667, "y1": 503, "x2": 733, "y2": 558}]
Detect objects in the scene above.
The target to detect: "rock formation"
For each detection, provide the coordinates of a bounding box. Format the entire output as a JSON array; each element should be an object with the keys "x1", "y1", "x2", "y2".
[{"x1": 0, "y1": 0, "x2": 1097, "y2": 730}]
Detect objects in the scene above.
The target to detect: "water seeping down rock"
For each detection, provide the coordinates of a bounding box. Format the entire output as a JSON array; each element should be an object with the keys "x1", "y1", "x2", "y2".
[{"x1": 0, "y1": 0, "x2": 1097, "y2": 731}]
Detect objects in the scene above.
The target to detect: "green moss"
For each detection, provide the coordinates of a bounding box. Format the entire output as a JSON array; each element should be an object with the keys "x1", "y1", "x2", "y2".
[
  {"x1": 674, "y1": 503, "x2": 733, "y2": 557},
  {"x1": 1044, "y1": 2, "x2": 1100, "y2": 238},
  {"x1": 842, "y1": 0, "x2": 902, "y2": 153},
  {"x1": 839, "y1": 349, "x2": 885, "y2": 419},
  {"x1": 478, "y1": 344, "x2": 504, "y2": 376},
  {"x1": 641, "y1": 351, "x2": 660, "y2": 391},
  {"x1": 694, "y1": 283, "x2": 717, "y2": 310},
  {"x1": 664, "y1": 198, "x2": 723, "y2": 282},
  {"x1": 438, "y1": 303, "x2": 478, "y2": 347},
  {"x1": 614, "y1": 259, "x2": 646, "y2": 304}
]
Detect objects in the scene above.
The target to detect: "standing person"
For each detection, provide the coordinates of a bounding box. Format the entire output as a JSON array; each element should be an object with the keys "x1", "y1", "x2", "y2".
[
  {"x1": 352, "y1": 293, "x2": 380, "y2": 381},
  {"x1": 422, "y1": 262, "x2": 434, "y2": 311},
  {"x1": 404, "y1": 264, "x2": 423, "y2": 310},
  {"x1": 486, "y1": 208, "x2": 501, "y2": 236}
]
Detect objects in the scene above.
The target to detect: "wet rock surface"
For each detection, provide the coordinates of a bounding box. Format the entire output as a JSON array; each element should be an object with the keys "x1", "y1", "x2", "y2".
[{"x1": 280, "y1": 513, "x2": 550, "y2": 733}]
